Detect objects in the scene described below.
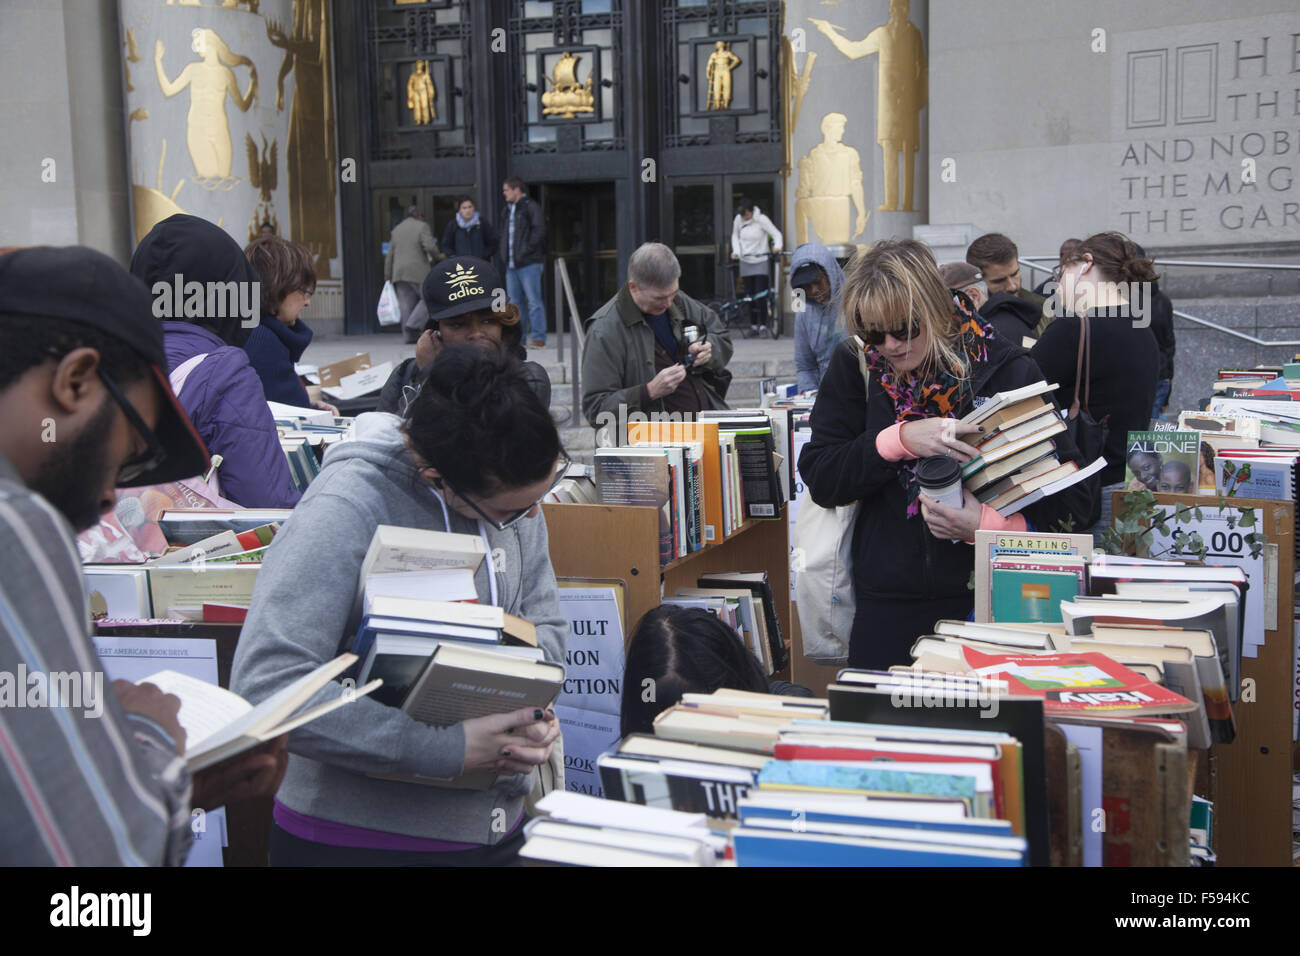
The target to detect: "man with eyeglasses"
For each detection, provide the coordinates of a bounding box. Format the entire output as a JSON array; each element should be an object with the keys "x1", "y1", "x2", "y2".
[
  {"x1": 581, "y1": 242, "x2": 734, "y2": 436},
  {"x1": 0, "y1": 246, "x2": 287, "y2": 865}
]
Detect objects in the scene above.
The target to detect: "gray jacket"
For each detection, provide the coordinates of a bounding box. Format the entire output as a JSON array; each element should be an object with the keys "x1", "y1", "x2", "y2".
[
  {"x1": 790, "y1": 243, "x2": 845, "y2": 394},
  {"x1": 580, "y1": 286, "x2": 734, "y2": 427},
  {"x1": 229, "y1": 412, "x2": 567, "y2": 844},
  {"x1": 385, "y1": 216, "x2": 440, "y2": 285}
]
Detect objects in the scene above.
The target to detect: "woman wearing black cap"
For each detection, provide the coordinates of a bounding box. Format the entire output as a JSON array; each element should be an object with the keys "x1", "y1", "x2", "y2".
[{"x1": 377, "y1": 256, "x2": 552, "y2": 417}]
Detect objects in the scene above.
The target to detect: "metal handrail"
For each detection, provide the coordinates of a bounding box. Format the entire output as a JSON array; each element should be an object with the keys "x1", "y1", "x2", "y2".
[
  {"x1": 1022, "y1": 255, "x2": 1300, "y2": 271},
  {"x1": 553, "y1": 257, "x2": 585, "y2": 427},
  {"x1": 1017, "y1": 257, "x2": 1300, "y2": 347}
]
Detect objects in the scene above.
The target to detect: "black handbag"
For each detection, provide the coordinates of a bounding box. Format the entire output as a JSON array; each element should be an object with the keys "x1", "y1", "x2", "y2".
[{"x1": 1066, "y1": 314, "x2": 1110, "y2": 527}]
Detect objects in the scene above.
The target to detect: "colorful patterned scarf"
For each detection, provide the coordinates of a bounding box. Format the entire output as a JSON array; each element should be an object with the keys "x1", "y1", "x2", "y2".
[{"x1": 864, "y1": 299, "x2": 994, "y2": 516}]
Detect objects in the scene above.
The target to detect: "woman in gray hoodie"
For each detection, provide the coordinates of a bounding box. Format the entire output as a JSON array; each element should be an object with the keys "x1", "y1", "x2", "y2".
[{"x1": 231, "y1": 347, "x2": 567, "y2": 865}]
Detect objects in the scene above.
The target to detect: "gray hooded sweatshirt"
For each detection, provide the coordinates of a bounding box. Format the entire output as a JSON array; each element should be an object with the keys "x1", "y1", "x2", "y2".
[
  {"x1": 230, "y1": 412, "x2": 567, "y2": 845},
  {"x1": 789, "y1": 243, "x2": 846, "y2": 394}
]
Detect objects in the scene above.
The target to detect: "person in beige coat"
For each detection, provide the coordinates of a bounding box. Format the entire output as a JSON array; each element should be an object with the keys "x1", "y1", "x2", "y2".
[{"x1": 385, "y1": 205, "x2": 442, "y2": 341}]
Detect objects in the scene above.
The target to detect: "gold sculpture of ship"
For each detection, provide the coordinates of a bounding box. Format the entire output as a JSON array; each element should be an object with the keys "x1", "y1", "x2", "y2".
[{"x1": 541, "y1": 51, "x2": 594, "y2": 119}]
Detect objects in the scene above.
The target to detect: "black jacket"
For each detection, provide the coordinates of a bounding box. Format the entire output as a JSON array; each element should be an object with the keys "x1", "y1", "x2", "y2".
[
  {"x1": 979, "y1": 291, "x2": 1044, "y2": 347},
  {"x1": 1030, "y1": 309, "x2": 1160, "y2": 486},
  {"x1": 799, "y1": 336, "x2": 1093, "y2": 604},
  {"x1": 497, "y1": 196, "x2": 547, "y2": 269},
  {"x1": 1148, "y1": 284, "x2": 1175, "y2": 381},
  {"x1": 441, "y1": 216, "x2": 499, "y2": 261}
]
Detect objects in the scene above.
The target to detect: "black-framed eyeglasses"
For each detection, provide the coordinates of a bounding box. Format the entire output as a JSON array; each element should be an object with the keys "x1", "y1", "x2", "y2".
[
  {"x1": 45, "y1": 347, "x2": 166, "y2": 485},
  {"x1": 432, "y1": 452, "x2": 572, "y2": 532},
  {"x1": 862, "y1": 316, "x2": 922, "y2": 347}
]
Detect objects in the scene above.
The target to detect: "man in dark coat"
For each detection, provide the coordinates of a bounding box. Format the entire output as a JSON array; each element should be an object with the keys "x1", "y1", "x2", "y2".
[{"x1": 497, "y1": 177, "x2": 548, "y2": 349}]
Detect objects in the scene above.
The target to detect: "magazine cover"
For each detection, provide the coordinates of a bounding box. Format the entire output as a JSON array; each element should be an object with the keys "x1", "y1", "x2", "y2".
[{"x1": 1123, "y1": 430, "x2": 1200, "y2": 494}]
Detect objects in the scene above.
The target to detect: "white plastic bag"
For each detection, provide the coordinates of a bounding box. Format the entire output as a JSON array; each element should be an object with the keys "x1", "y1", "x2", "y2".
[{"x1": 377, "y1": 280, "x2": 401, "y2": 327}]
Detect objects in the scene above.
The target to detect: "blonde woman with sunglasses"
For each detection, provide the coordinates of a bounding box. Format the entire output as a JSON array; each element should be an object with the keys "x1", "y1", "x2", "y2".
[{"x1": 799, "y1": 240, "x2": 1093, "y2": 670}]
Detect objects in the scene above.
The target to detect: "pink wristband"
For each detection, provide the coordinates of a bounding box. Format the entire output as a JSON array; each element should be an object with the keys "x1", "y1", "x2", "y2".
[
  {"x1": 966, "y1": 503, "x2": 1028, "y2": 543},
  {"x1": 876, "y1": 422, "x2": 917, "y2": 461}
]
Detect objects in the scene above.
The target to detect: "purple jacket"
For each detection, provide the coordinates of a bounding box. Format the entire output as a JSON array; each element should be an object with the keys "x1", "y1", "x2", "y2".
[{"x1": 163, "y1": 321, "x2": 302, "y2": 509}]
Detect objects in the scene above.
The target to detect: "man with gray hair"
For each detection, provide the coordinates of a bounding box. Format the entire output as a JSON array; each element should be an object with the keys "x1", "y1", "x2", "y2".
[{"x1": 581, "y1": 242, "x2": 734, "y2": 431}]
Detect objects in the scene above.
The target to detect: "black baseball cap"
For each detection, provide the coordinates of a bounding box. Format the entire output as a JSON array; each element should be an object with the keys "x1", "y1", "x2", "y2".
[
  {"x1": 790, "y1": 262, "x2": 825, "y2": 288},
  {"x1": 0, "y1": 245, "x2": 210, "y2": 487},
  {"x1": 422, "y1": 256, "x2": 505, "y2": 322}
]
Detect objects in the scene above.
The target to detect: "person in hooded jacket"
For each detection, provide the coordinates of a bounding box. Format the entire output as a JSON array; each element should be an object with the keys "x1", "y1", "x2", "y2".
[
  {"x1": 789, "y1": 243, "x2": 846, "y2": 393},
  {"x1": 130, "y1": 214, "x2": 301, "y2": 508},
  {"x1": 979, "y1": 288, "x2": 1048, "y2": 348},
  {"x1": 799, "y1": 240, "x2": 1092, "y2": 670}
]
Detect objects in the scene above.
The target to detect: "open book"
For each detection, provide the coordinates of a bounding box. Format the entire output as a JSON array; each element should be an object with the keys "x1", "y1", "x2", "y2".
[{"x1": 140, "y1": 653, "x2": 380, "y2": 772}]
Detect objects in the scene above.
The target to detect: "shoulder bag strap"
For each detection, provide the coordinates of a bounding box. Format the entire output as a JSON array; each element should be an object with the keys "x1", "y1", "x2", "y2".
[{"x1": 1069, "y1": 317, "x2": 1086, "y2": 419}]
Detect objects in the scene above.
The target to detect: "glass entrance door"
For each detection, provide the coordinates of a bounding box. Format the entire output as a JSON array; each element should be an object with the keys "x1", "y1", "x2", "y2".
[
  {"x1": 543, "y1": 181, "x2": 618, "y2": 325},
  {"x1": 667, "y1": 175, "x2": 783, "y2": 301}
]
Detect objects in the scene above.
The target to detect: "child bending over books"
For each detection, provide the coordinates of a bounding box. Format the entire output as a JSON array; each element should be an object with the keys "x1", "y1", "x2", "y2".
[
  {"x1": 231, "y1": 347, "x2": 567, "y2": 865},
  {"x1": 620, "y1": 605, "x2": 812, "y2": 736},
  {"x1": 799, "y1": 240, "x2": 1093, "y2": 672}
]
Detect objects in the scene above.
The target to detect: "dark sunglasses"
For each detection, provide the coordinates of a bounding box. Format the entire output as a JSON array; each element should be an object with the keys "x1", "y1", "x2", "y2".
[
  {"x1": 862, "y1": 316, "x2": 922, "y2": 347},
  {"x1": 432, "y1": 452, "x2": 572, "y2": 532},
  {"x1": 45, "y1": 348, "x2": 167, "y2": 485}
]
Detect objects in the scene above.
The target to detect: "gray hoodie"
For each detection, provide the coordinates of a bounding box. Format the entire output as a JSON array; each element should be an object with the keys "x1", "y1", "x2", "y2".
[
  {"x1": 789, "y1": 243, "x2": 846, "y2": 394},
  {"x1": 230, "y1": 412, "x2": 567, "y2": 845}
]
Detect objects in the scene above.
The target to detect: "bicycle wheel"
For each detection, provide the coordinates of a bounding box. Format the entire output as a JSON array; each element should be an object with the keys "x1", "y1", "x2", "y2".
[{"x1": 767, "y1": 301, "x2": 782, "y2": 340}]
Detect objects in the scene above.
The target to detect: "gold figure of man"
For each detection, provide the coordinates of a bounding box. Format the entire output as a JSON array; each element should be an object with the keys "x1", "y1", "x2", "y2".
[
  {"x1": 811, "y1": 0, "x2": 928, "y2": 212},
  {"x1": 795, "y1": 112, "x2": 867, "y2": 245},
  {"x1": 155, "y1": 28, "x2": 257, "y2": 185},
  {"x1": 541, "y1": 51, "x2": 595, "y2": 119},
  {"x1": 705, "y1": 40, "x2": 740, "y2": 110},
  {"x1": 408, "y1": 60, "x2": 436, "y2": 124}
]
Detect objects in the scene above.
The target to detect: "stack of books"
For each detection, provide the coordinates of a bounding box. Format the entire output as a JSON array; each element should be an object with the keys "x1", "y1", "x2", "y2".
[
  {"x1": 958, "y1": 381, "x2": 1106, "y2": 516},
  {"x1": 268, "y1": 403, "x2": 355, "y2": 492},
  {"x1": 519, "y1": 792, "x2": 724, "y2": 866},
  {"x1": 594, "y1": 443, "x2": 702, "y2": 564},
  {"x1": 541, "y1": 463, "x2": 597, "y2": 505},
  {"x1": 345, "y1": 526, "x2": 559, "y2": 788},
  {"x1": 660, "y1": 572, "x2": 787, "y2": 674},
  {"x1": 598, "y1": 690, "x2": 829, "y2": 822}
]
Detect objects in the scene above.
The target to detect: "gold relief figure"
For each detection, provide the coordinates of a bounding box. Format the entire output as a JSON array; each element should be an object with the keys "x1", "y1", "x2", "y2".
[
  {"x1": 795, "y1": 112, "x2": 867, "y2": 245},
  {"x1": 781, "y1": 36, "x2": 817, "y2": 174},
  {"x1": 407, "y1": 60, "x2": 436, "y2": 124},
  {"x1": 132, "y1": 139, "x2": 190, "y2": 244},
  {"x1": 267, "y1": 0, "x2": 337, "y2": 277},
  {"x1": 541, "y1": 51, "x2": 595, "y2": 119},
  {"x1": 124, "y1": 28, "x2": 141, "y2": 93},
  {"x1": 811, "y1": 0, "x2": 928, "y2": 212},
  {"x1": 705, "y1": 41, "x2": 740, "y2": 110},
  {"x1": 246, "y1": 133, "x2": 279, "y2": 242},
  {"x1": 155, "y1": 28, "x2": 256, "y2": 187}
]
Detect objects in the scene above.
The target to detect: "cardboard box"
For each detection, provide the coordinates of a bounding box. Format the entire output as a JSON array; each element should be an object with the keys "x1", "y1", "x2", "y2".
[{"x1": 318, "y1": 353, "x2": 372, "y2": 388}]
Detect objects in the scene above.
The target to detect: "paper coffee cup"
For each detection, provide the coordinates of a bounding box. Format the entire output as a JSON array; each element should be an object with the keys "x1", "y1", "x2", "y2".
[{"x1": 916, "y1": 455, "x2": 965, "y2": 510}]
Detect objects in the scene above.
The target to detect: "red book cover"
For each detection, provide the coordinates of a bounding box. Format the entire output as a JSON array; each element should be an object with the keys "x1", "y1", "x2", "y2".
[
  {"x1": 959, "y1": 647, "x2": 1197, "y2": 716},
  {"x1": 202, "y1": 603, "x2": 249, "y2": 623}
]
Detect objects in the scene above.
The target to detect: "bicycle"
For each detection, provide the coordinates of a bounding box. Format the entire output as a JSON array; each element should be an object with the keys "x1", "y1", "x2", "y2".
[{"x1": 710, "y1": 256, "x2": 783, "y2": 340}]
